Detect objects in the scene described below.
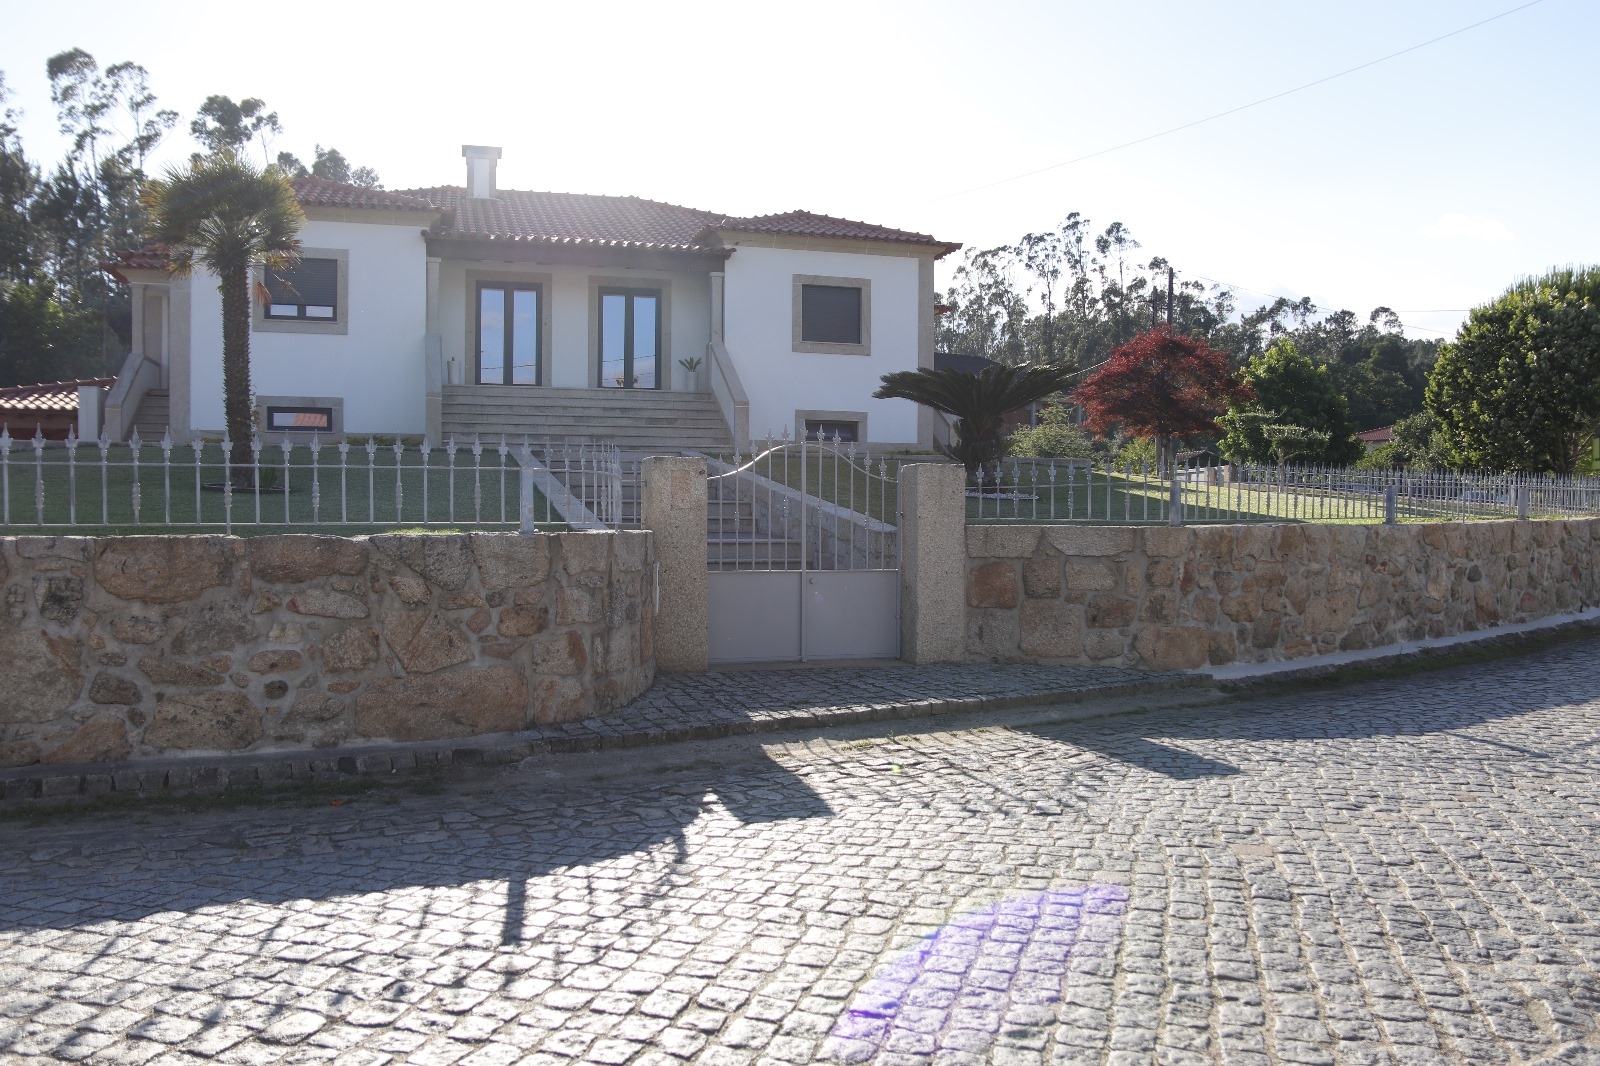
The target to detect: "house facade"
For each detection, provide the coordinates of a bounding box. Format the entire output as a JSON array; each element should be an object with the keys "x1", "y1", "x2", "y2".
[{"x1": 107, "y1": 146, "x2": 959, "y2": 453}]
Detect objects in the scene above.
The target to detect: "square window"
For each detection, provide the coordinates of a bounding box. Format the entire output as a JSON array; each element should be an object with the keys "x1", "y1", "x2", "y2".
[
  {"x1": 801, "y1": 285, "x2": 862, "y2": 345},
  {"x1": 793, "y1": 275, "x2": 870, "y2": 355},
  {"x1": 263, "y1": 258, "x2": 340, "y2": 321}
]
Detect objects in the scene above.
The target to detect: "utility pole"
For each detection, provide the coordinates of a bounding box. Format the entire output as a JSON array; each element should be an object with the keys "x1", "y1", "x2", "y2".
[{"x1": 1166, "y1": 267, "x2": 1175, "y2": 328}]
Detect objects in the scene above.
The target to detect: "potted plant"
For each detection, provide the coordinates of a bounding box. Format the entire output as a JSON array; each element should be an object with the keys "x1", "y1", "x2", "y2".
[{"x1": 677, "y1": 356, "x2": 704, "y2": 391}]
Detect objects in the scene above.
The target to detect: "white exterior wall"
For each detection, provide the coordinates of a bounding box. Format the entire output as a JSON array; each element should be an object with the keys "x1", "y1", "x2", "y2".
[
  {"x1": 720, "y1": 244, "x2": 923, "y2": 444},
  {"x1": 187, "y1": 219, "x2": 428, "y2": 435},
  {"x1": 437, "y1": 262, "x2": 711, "y2": 390}
]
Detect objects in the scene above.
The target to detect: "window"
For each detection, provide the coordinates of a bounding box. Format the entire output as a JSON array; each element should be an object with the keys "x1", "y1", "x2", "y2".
[
  {"x1": 804, "y1": 419, "x2": 859, "y2": 443},
  {"x1": 801, "y1": 286, "x2": 862, "y2": 344},
  {"x1": 266, "y1": 406, "x2": 334, "y2": 431},
  {"x1": 792, "y1": 275, "x2": 871, "y2": 355},
  {"x1": 476, "y1": 283, "x2": 541, "y2": 385},
  {"x1": 599, "y1": 288, "x2": 661, "y2": 389},
  {"x1": 254, "y1": 248, "x2": 348, "y2": 336},
  {"x1": 264, "y1": 259, "x2": 339, "y2": 320}
]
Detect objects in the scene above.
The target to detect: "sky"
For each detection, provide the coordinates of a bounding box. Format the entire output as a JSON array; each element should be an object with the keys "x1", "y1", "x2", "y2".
[{"x1": 2, "y1": 0, "x2": 1594, "y2": 341}]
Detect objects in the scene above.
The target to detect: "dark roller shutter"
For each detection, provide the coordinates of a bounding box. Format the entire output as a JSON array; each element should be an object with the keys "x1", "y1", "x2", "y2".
[
  {"x1": 801, "y1": 285, "x2": 862, "y2": 344},
  {"x1": 265, "y1": 259, "x2": 339, "y2": 309}
]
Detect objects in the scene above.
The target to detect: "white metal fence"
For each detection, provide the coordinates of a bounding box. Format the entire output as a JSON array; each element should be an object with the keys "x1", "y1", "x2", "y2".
[
  {"x1": 705, "y1": 437, "x2": 901, "y2": 664},
  {"x1": 707, "y1": 440, "x2": 898, "y2": 571},
  {"x1": 0, "y1": 426, "x2": 635, "y2": 533},
  {"x1": 967, "y1": 456, "x2": 1600, "y2": 525}
]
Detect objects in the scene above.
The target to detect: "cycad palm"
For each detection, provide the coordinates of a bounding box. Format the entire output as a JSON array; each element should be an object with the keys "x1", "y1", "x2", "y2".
[
  {"x1": 140, "y1": 152, "x2": 303, "y2": 476},
  {"x1": 874, "y1": 363, "x2": 1077, "y2": 480}
]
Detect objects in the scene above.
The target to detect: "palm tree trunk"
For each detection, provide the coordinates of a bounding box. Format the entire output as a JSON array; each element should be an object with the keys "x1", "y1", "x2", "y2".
[{"x1": 220, "y1": 265, "x2": 254, "y2": 479}]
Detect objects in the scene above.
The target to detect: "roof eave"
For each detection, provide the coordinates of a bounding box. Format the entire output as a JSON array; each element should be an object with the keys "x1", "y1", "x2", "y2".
[{"x1": 706, "y1": 225, "x2": 961, "y2": 258}]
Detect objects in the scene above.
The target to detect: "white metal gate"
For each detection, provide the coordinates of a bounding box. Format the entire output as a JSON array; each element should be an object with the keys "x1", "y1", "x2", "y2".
[{"x1": 707, "y1": 439, "x2": 899, "y2": 664}]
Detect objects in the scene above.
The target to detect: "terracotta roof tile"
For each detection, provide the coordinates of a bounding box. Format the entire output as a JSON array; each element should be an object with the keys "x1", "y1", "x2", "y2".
[
  {"x1": 404, "y1": 186, "x2": 725, "y2": 251},
  {"x1": 109, "y1": 180, "x2": 960, "y2": 270},
  {"x1": 0, "y1": 378, "x2": 114, "y2": 416},
  {"x1": 712, "y1": 210, "x2": 960, "y2": 254},
  {"x1": 1356, "y1": 427, "x2": 1395, "y2": 443},
  {"x1": 106, "y1": 245, "x2": 169, "y2": 278},
  {"x1": 290, "y1": 176, "x2": 439, "y2": 213}
]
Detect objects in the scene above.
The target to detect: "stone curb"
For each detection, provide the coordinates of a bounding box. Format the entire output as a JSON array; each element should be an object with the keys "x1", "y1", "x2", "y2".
[
  {"x1": 0, "y1": 674, "x2": 1212, "y2": 805},
  {"x1": 1208, "y1": 610, "x2": 1600, "y2": 692}
]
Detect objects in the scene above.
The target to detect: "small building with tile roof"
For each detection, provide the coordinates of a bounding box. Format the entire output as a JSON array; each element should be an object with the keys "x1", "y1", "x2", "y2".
[
  {"x1": 0, "y1": 378, "x2": 113, "y2": 440},
  {"x1": 1356, "y1": 426, "x2": 1395, "y2": 451},
  {"x1": 104, "y1": 146, "x2": 960, "y2": 451}
]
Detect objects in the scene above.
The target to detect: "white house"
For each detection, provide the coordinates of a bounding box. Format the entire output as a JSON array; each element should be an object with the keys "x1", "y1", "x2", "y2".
[{"x1": 107, "y1": 146, "x2": 960, "y2": 454}]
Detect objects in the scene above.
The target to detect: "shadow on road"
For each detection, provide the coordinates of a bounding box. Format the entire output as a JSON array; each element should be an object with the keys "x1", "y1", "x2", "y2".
[{"x1": 0, "y1": 748, "x2": 833, "y2": 940}]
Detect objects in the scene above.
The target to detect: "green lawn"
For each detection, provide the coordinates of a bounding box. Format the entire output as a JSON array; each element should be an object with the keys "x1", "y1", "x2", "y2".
[
  {"x1": 0, "y1": 443, "x2": 566, "y2": 535},
  {"x1": 715, "y1": 450, "x2": 1534, "y2": 527}
]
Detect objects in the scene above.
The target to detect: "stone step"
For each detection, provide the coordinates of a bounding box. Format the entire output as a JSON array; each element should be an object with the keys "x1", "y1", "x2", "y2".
[
  {"x1": 707, "y1": 538, "x2": 804, "y2": 567},
  {"x1": 442, "y1": 418, "x2": 730, "y2": 436},
  {"x1": 442, "y1": 386, "x2": 724, "y2": 409},
  {"x1": 130, "y1": 390, "x2": 171, "y2": 441}
]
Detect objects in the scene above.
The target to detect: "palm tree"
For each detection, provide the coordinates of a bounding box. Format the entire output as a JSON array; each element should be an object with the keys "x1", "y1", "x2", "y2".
[
  {"x1": 874, "y1": 363, "x2": 1078, "y2": 482},
  {"x1": 140, "y1": 151, "x2": 303, "y2": 479}
]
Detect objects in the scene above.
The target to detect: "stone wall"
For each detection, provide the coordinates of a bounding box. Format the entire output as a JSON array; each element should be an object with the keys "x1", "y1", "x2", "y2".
[
  {"x1": 966, "y1": 521, "x2": 1600, "y2": 670},
  {"x1": 0, "y1": 531, "x2": 654, "y2": 767}
]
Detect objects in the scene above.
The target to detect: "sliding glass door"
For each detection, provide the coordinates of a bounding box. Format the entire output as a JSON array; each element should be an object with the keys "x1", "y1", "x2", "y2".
[
  {"x1": 599, "y1": 288, "x2": 660, "y2": 389},
  {"x1": 477, "y1": 283, "x2": 540, "y2": 385}
]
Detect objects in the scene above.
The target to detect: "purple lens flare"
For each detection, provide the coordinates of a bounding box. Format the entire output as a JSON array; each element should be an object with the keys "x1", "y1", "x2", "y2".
[{"x1": 825, "y1": 883, "x2": 1130, "y2": 1062}]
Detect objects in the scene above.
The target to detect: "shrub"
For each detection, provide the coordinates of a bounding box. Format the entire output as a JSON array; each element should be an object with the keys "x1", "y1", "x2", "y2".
[
  {"x1": 1354, "y1": 441, "x2": 1403, "y2": 470},
  {"x1": 1110, "y1": 435, "x2": 1158, "y2": 469},
  {"x1": 1007, "y1": 404, "x2": 1094, "y2": 459}
]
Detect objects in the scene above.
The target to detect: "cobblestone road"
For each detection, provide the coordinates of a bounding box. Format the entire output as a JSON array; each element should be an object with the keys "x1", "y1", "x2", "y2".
[{"x1": 3, "y1": 642, "x2": 1600, "y2": 1065}]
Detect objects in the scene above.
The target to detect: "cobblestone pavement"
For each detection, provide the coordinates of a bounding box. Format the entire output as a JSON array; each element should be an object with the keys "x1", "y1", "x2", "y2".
[
  {"x1": 1, "y1": 663, "x2": 1192, "y2": 802},
  {"x1": 3, "y1": 642, "x2": 1600, "y2": 1065}
]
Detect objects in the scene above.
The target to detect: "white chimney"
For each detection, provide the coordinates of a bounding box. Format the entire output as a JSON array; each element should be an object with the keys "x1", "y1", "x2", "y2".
[{"x1": 462, "y1": 145, "x2": 501, "y2": 199}]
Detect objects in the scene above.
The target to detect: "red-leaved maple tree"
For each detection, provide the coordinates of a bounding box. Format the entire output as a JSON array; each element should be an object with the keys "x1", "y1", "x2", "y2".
[{"x1": 1074, "y1": 328, "x2": 1249, "y2": 453}]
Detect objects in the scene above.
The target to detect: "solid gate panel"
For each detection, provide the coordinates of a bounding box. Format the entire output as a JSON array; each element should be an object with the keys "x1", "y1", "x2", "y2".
[
  {"x1": 802, "y1": 570, "x2": 900, "y2": 660},
  {"x1": 708, "y1": 571, "x2": 802, "y2": 664}
]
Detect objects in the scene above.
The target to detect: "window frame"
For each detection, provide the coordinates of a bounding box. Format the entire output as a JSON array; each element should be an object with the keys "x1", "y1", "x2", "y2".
[
  {"x1": 796, "y1": 409, "x2": 869, "y2": 444},
  {"x1": 474, "y1": 280, "x2": 544, "y2": 386},
  {"x1": 263, "y1": 259, "x2": 339, "y2": 321},
  {"x1": 803, "y1": 419, "x2": 860, "y2": 443},
  {"x1": 255, "y1": 394, "x2": 344, "y2": 439},
  {"x1": 792, "y1": 274, "x2": 871, "y2": 355},
  {"x1": 264, "y1": 405, "x2": 335, "y2": 432},
  {"x1": 252, "y1": 248, "x2": 349, "y2": 336},
  {"x1": 597, "y1": 286, "x2": 664, "y2": 390}
]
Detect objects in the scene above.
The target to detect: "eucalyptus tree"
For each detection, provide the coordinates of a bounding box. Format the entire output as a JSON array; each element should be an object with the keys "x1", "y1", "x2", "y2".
[
  {"x1": 191, "y1": 95, "x2": 282, "y2": 158},
  {"x1": 1015, "y1": 229, "x2": 1064, "y2": 364},
  {"x1": 273, "y1": 145, "x2": 381, "y2": 189},
  {"x1": 32, "y1": 50, "x2": 176, "y2": 370}
]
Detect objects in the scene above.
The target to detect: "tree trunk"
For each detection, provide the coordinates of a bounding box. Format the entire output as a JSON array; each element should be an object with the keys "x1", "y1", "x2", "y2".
[{"x1": 220, "y1": 265, "x2": 254, "y2": 480}]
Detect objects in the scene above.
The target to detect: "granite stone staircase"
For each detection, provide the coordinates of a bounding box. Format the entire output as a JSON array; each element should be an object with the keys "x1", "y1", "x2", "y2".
[
  {"x1": 706, "y1": 475, "x2": 803, "y2": 571},
  {"x1": 129, "y1": 389, "x2": 170, "y2": 441},
  {"x1": 441, "y1": 385, "x2": 733, "y2": 457}
]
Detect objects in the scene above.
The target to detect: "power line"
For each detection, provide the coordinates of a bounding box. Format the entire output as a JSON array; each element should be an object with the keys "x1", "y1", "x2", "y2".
[{"x1": 932, "y1": 0, "x2": 1546, "y2": 201}]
